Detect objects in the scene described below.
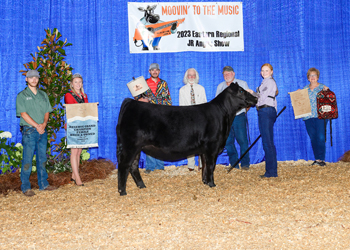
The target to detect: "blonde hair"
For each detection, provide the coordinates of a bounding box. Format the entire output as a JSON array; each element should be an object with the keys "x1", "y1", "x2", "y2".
[{"x1": 69, "y1": 74, "x2": 86, "y2": 98}]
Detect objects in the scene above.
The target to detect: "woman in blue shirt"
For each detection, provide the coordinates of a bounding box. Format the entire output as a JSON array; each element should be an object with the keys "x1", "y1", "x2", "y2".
[{"x1": 301, "y1": 68, "x2": 328, "y2": 166}]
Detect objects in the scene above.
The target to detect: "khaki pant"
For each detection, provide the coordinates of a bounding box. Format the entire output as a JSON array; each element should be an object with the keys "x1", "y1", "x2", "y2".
[{"x1": 187, "y1": 155, "x2": 202, "y2": 170}]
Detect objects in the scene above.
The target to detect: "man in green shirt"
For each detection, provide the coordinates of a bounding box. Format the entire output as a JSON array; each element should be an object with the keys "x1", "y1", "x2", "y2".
[{"x1": 16, "y1": 69, "x2": 57, "y2": 196}]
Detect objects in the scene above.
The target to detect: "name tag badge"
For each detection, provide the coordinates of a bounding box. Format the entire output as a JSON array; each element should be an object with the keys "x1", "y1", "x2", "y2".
[{"x1": 321, "y1": 105, "x2": 331, "y2": 112}]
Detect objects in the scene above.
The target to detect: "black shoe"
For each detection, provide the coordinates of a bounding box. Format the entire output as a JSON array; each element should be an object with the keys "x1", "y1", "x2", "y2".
[
  {"x1": 145, "y1": 170, "x2": 151, "y2": 174},
  {"x1": 71, "y1": 178, "x2": 84, "y2": 186},
  {"x1": 260, "y1": 175, "x2": 267, "y2": 178},
  {"x1": 318, "y1": 161, "x2": 326, "y2": 166},
  {"x1": 311, "y1": 160, "x2": 326, "y2": 166},
  {"x1": 241, "y1": 167, "x2": 249, "y2": 171}
]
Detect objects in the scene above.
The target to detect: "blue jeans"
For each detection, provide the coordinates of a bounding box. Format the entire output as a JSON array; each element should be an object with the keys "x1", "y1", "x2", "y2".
[
  {"x1": 258, "y1": 107, "x2": 277, "y2": 177},
  {"x1": 21, "y1": 126, "x2": 49, "y2": 192},
  {"x1": 145, "y1": 155, "x2": 164, "y2": 171},
  {"x1": 225, "y1": 113, "x2": 250, "y2": 168},
  {"x1": 304, "y1": 118, "x2": 328, "y2": 161}
]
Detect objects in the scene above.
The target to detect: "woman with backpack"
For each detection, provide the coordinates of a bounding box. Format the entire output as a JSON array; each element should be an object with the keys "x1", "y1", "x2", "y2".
[{"x1": 300, "y1": 68, "x2": 328, "y2": 166}]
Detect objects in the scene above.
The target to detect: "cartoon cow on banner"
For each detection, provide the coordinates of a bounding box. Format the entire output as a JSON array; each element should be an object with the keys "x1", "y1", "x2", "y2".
[{"x1": 133, "y1": 5, "x2": 185, "y2": 51}]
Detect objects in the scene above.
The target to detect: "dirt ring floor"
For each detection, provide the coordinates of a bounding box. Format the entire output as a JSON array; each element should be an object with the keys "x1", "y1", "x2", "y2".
[{"x1": 1, "y1": 160, "x2": 350, "y2": 249}]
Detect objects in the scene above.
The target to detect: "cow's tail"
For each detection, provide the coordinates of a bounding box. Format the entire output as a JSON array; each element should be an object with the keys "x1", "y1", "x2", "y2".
[{"x1": 117, "y1": 129, "x2": 123, "y2": 160}]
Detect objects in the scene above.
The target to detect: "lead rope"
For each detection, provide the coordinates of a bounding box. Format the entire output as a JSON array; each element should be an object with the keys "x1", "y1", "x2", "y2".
[
  {"x1": 324, "y1": 119, "x2": 327, "y2": 144},
  {"x1": 330, "y1": 119, "x2": 333, "y2": 147},
  {"x1": 246, "y1": 111, "x2": 251, "y2": 145}
]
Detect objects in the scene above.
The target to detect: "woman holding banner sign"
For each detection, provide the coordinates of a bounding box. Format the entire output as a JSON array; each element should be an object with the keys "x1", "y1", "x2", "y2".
[
  {"x1": 299, "y1": 68, "x2": 328, "y2": 167},
  {"x1": 64, "y1": 73, "x2": 88, "y2": 186}
]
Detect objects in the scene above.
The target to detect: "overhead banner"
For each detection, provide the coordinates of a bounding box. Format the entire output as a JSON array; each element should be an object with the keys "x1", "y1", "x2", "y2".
[
  {"x1": 128, "y1": 2, "x2": 244, "y2": 53},
  {"x1": 64, "y1": 103, "x2": 99, "y2": 148}
]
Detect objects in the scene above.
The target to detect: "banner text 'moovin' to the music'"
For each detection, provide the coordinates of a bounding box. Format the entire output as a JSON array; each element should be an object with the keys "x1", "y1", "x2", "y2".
[{"x1": 162, "y1": 4, "x2": 240, "y2": 16}]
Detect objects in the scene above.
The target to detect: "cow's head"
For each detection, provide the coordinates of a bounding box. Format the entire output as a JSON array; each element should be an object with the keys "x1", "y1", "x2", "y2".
[
  {"x1": 228, "y1": 82, "x2": 258, "y2": 108},
  {"x1": 138, "y1": 5, "x2": 160, "y2": 24}
]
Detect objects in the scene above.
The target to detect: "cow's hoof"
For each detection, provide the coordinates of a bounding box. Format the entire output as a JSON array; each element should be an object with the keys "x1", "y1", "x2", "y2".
[
  {"x1": 138, "y1": 183, "x2": 146, "y2": 189},
  {"x1": 119, "y1": 190, "x2": 127, "y2": 196},
  {"x1": 208, "y1": 182, "x2": 216, "y2": 188}
]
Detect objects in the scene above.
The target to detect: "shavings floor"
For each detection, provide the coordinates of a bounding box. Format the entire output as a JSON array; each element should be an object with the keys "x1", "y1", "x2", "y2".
[{"x1": 1, "y1": 160, "x2": 350, "y2": 249}]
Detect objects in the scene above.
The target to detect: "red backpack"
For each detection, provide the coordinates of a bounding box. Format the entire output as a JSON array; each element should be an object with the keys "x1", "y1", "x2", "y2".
[{"x1": 317, "y1": 89, "x2": 338, "y2": 146}]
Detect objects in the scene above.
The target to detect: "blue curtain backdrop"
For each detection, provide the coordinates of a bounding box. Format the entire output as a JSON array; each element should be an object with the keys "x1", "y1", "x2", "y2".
[{"x1": 1, "y1": 0, "x2": 349, "y2": 167}]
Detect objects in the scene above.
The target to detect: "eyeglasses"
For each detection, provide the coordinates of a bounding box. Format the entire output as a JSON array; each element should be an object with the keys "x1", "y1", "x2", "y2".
[{"x1": 309, "y1": 74, "x2": 317, "y2": 77}]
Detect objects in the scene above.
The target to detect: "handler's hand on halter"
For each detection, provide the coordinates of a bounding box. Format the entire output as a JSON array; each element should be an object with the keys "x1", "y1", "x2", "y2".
[
  {"x1": 138, "y1": 97, "x2": 150, "y2": 103},
  {"x1": 246, "y1": 89, "x2": 254, "y2": 94}
]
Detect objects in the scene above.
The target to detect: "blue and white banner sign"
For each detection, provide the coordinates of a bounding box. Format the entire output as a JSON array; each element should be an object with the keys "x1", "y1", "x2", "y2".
[{"x1": 64, "y1": 103, "x2": 99, "y2": 148}]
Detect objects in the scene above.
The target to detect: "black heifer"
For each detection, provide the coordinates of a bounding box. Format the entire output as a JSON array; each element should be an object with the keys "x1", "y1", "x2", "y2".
[{"x1": 116, "y1": 83, "x2": 258, "y2": 195}]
